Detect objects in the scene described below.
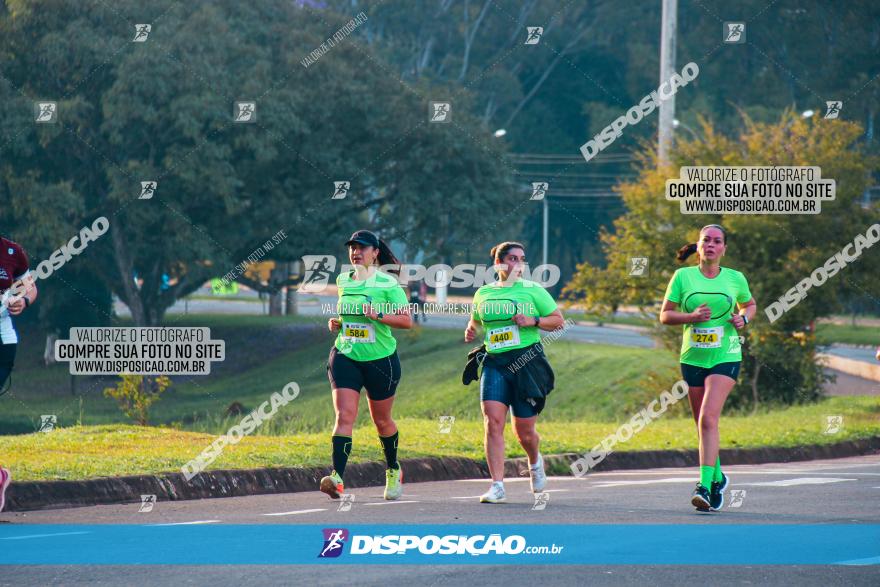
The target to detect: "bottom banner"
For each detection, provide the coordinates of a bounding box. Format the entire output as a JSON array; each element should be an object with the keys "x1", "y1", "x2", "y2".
[{"x1": 1, "y1": 524, "x2": 878, "y2": 565}]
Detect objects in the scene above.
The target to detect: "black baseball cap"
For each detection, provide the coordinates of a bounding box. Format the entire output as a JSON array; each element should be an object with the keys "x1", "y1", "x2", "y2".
[{"x1": 345, "y1": 230, "x2": 380, "y2": 248}]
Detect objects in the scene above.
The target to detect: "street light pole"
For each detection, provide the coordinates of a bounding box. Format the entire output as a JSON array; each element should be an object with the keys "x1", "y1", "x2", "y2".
[
  {"x1": 542, "y1": 197, "x2": 549, "y2": 268},
  {"x1": 658, "y1": 0, "x2": 677, "y2": 166}
]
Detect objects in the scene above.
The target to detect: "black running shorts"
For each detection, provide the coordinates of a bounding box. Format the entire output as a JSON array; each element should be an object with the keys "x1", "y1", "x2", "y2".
[
  {"x1": 680, "y1": 361, "x2": 740, "y2": 388},
  {"x1": 327, "y1": 347, "x2": 401, "y2": 401}
]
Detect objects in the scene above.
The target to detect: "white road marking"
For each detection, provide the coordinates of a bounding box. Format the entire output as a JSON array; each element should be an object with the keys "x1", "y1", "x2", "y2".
[
  {"x1": 456, "y1": 478, "x2": 531, "y2": 483},
  {"x1": 149, "y1": 520, "x2": 222, "y2": 526},
  {"x1": 836, "y1": 555, "x2": 880, "y2": 566},
  {"x1": 1, "y1": 531, "x2": 91, "y2": 540},
  {"x1": 592, "y1": 477, "x2": 696, "y2": 488},
  {"x1": 362, "y1": 500, "x2": 420, "y2": 506},
  {"x1": 263, "y1": 508, "x2": 327, "y2": 516},
  {"x1": 737, "y1": 477, "x2": 856, "y2": 487},
  {"x1": 585, "y1": 469, "x2": 880, "y2": 477},
  {"x1": 450, "y1": 489, "x2": 569, "y2": 499}
]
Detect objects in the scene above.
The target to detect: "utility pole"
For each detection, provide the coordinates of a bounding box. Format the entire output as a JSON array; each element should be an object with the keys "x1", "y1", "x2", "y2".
[
  {"x1": 542, "y1": 197, "x2": 549, "y2": 268},
  {"x1": 658, "y1": 0, "x2": 677, "y2": 166}
]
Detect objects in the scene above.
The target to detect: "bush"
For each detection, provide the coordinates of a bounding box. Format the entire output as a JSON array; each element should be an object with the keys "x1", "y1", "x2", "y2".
[{"x1": 103, "y1": 375, "x2": 172, "y2": 425}]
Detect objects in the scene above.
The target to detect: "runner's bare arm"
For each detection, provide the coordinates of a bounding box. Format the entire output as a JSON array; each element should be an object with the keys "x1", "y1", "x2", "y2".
[{"x1": 659, "y1": 299, "x2": 709, "y2": 325}]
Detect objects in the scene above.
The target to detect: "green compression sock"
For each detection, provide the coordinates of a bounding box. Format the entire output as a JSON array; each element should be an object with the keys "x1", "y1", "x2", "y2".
[
  {"x1": 700, "y1": 465, "x2": 715, "y2": 490},
  {"x1": 713, "y1": 456, "x2": 723, "y2": 483}
]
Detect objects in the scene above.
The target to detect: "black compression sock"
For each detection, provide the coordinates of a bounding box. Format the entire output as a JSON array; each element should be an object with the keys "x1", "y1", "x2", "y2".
[
  {"x1": 379, "y1": 431, "x2": 399, "y2": 470},
  {"x1": 331, "y1": 435, "x2": 352, "y2": 477}
]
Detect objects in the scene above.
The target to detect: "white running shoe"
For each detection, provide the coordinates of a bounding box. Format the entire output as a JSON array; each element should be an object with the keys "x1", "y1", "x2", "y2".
[
  {"x1": 529, "y1": 454, "x2": 547, "y2": 493},
  {"x1": 0, "y1": 467, "x2": 10, "y2": 513},
  {"x1": 479, "y1": 482, "x2": 506, "y2": 504},
  {"x1": 384, "y1": 466, "x2": 403, "y2": 501}
]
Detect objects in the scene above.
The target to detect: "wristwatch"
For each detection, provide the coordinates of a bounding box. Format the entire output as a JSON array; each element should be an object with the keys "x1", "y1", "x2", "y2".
[
  {"x1": 376, "y1": 312, "x2": 384, "y2": 321},
  {"x1": 740, "y1": 313, "x2": 748, "y2": 325},
  {"x1": 534, "y1": 316, "x2": 540, "y2": 327}
]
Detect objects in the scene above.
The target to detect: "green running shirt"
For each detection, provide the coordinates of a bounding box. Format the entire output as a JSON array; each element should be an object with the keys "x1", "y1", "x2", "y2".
[
  {"x1": 663, "y1": 266, "x2": 752, "y2": 368},
  {"x1": 471, "y1": 279, "x2": 558, "y2": 354},
  {"x1": 334, "y1": 269, "x2": 409, "y2": 362}
]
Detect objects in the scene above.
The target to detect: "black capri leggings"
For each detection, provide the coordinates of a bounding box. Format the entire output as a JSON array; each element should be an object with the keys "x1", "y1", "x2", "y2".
[{"x1": 0, "y1": 343, "x2": 17, "y2": 393}]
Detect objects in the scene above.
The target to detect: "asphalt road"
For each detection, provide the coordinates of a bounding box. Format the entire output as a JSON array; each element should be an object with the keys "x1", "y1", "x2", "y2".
[
  {"x1": 824, "y1": 346, "x2": 880, "y2": 363},
  {"x1": 3, "y1": 455, "x2": 879, "y2": 585}
]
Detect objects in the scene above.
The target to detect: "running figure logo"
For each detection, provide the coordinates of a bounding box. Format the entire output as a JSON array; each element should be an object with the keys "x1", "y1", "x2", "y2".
[
  {"x1": 298, "y1": 255, "x2": 337, "y2": 293},
  {"x1": 824, "y1": 415, "x2": 843, "y2": 434},
  {"x1": 723, "y1": 22, "x2": 745, "y2": 43},
  {"x1": 318, "y1": 528, "x2": 349, "y2": 557},
  {"x1": 332, "y1": 181, "x2": 350, "y2": 200},
  {"x1": 524, "y1": 27, "x2": 543, "y2": 45},
  {"x1": 530, "y1": 182, "x2": 548, "y2": 200},
  {"x1": 429, "y1": 102, "x2": 451, "y2": 123},
  {"x1": 38, "y1": 414, "x2": 57, "y2": 432},
  {"x1": 532, "y1": 492, "x2": 550, "y2": 511},
  {"x1": 138, "y1": 494, "x2": 156, "y2": 512},
  {"x1": 727, "y1": 335, "x2": 743, "y2": 353},
  {"x1": 139, "y1": 181, "x2": 157, "y2": 200},
  {"x1": 234, "y1": 102, "x2": 256, "y2": 123},
  {"x1": 629, "y1": 257, "x2": 649, "y2": 277},
  {"x1": 438, "y1": 415, "x2": 455, "y2": 434},
  {"x1": 728, "y1": 489, "x2": 746, "y2": 508},
  {"x1": 824, "y1": 101, "x2": 842, "y2": 119},
  {"x1": 337, "y1": 494, "x2": 355, "y2": 512},
  {"x1": 34, "y1": 102, "x2": 57, "y2": 123},
  {"x1": 132, "y1": 24, "x2": 152, "y2": 42}
]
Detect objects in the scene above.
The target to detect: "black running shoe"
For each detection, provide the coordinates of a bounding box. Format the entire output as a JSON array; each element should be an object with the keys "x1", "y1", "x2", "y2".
[
  {"x1": 709, "y1": 473, "x2": 729, "y2": 511},
  {"x1": 691, "y1": 483, "x2": 711, "y2": 511}
]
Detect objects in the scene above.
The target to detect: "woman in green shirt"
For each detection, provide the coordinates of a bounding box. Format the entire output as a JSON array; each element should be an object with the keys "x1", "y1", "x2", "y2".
[
  {"x1": 465, "y1": 241, "x2": 565, "y2": 504},
  {"x1": 320, "y1": 230, "x2": 412, "y2": 501},
  {"x1": 660, "y1": 224, "x2": 756, "y2": 512}
]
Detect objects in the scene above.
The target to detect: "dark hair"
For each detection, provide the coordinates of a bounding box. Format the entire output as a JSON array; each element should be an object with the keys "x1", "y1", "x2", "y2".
[
  {"x1": 490, "y1": 241, "x2": 525, "y2": 263},
  {"x1": 676, "y1": 224, "x2": 727, "y2": 262},
  {"x1": 375, "y1": 238, "x2": 402, "y2": 275}
]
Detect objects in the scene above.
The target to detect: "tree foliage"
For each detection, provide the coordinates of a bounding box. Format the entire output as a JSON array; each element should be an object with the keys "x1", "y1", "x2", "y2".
[
  {"x1": 564, "y1": 112, "x2": 879, "y2": 408},
  {"x1": 0, "y1": 0, "x2": 514, "y2": 326}
]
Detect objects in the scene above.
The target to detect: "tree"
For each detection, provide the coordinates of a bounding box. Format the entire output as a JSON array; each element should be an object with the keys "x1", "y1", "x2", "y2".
[
  {"x1": 0, "y1": 0, "x2": 515, "y2": 325},
  {"x1": 565, "y1": 111, "x2": 879, "y2": 409}
]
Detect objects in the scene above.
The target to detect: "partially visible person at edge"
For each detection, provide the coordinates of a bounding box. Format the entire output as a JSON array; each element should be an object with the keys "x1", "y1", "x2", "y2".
[
  {"x1": 321, "y1": 230, "x2": 412, "y2": 501},
  {"x1": 659, "y1": 224, "x2": 756, "y2": 512},
  {"x1": 0, "y1": 234, "x2": 38, "y2": 513},
  {"x1": 463, "y1": 241, "x2": 564, "y2": 504}
]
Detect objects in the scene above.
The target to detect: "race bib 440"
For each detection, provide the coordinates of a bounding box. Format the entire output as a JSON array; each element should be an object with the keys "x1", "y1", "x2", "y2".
[{"x1": 487, "y1": 325, "x2": 520, "y2": 351}]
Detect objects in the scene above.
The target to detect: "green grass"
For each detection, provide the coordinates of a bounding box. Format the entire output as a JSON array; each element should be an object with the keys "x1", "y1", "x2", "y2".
[
  {"x1": 562, "y1": 311, "x2": 654, "y2": 328},
  {"x1": 816, "y1": 323, "x2": 880, "y2": 346},
  {"x1": 185, "y1": 295, "x2": 322, "y2": 303},
  {"x1": 1, "y1": 319, "x2": 677, "y2": 434},
  {"x1": 4, "y1": 314, "x2": 878, "y2": 482},
  {"x1": 185, "y1": 295, "x2": 262, "y2": 303},
  {"x1": 2, "y1": 395, "x2": 877, "y2": 481}
]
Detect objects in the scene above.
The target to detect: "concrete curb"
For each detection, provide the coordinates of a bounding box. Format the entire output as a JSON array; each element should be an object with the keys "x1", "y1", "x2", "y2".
[
  {"x1": 818, "y1": 352, "x2": 880, "y2": 382},
  {"x1": 6, "y1": 437, "x2": 880, "y2": 512}
]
